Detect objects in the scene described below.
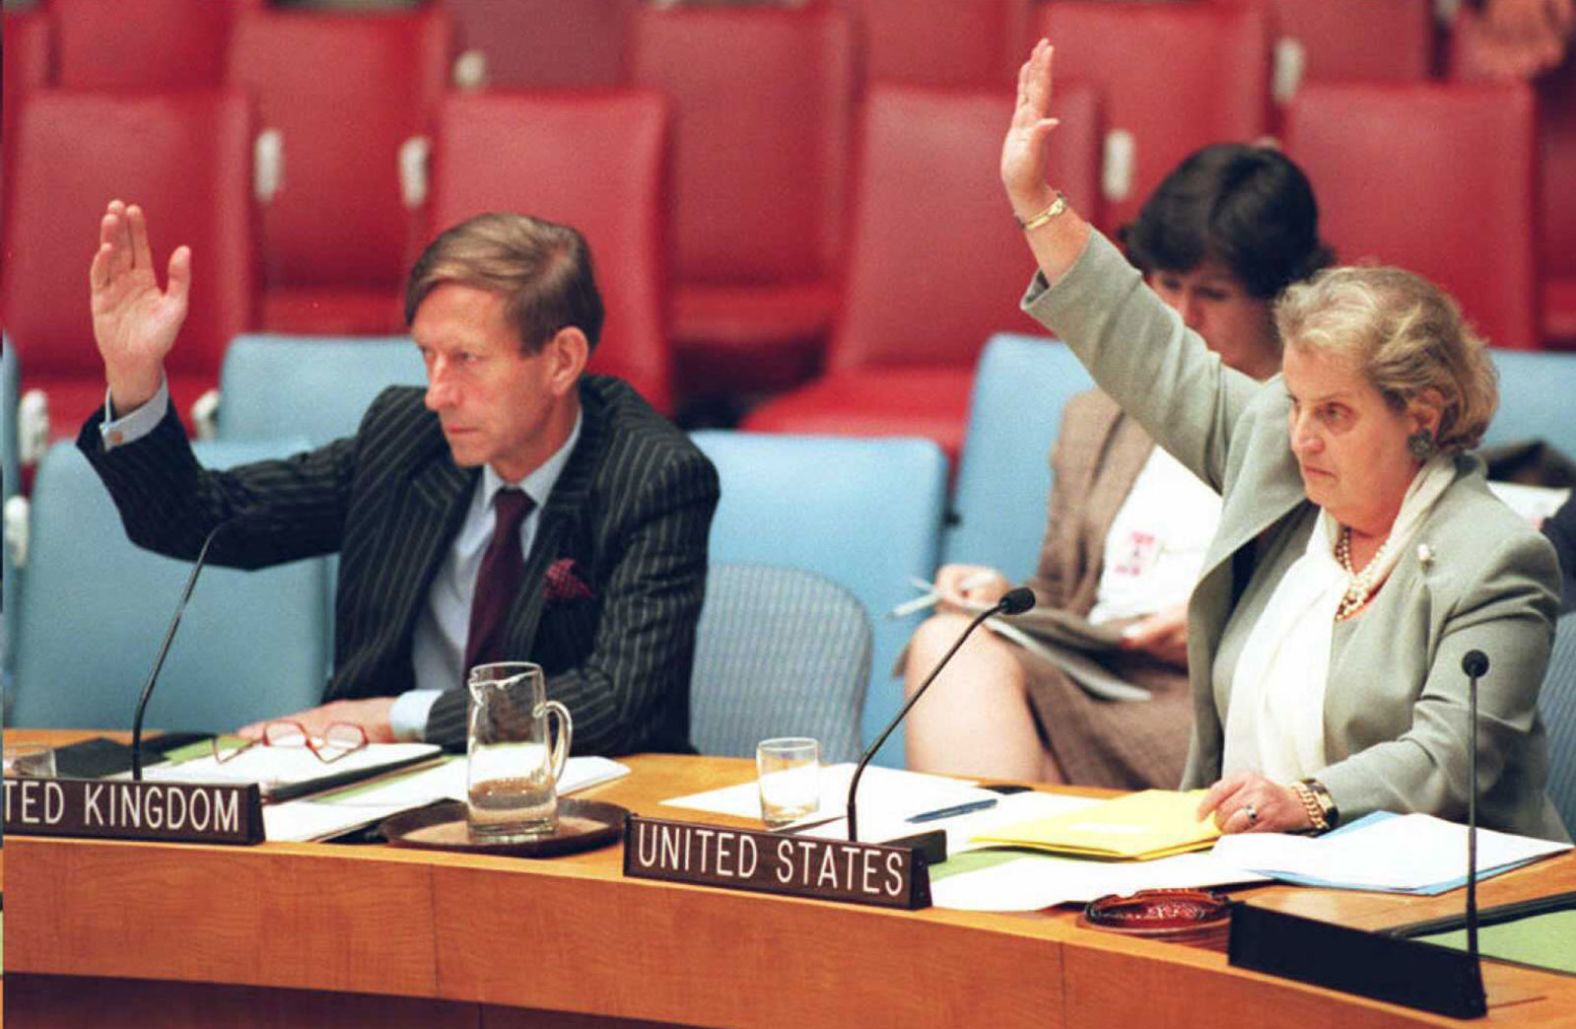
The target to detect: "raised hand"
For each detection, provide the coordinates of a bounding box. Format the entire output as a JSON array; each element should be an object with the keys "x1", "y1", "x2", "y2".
[
  {"x1": 1001, "y1": 38, "x2": 1061, "y2": 220},
  {"x1": 89, "y1": 199, "x2": 191, "y2": 411}
]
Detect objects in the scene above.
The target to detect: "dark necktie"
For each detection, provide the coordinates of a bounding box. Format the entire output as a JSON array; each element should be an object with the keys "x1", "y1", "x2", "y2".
[{"x1": 464, "y1": 488, "x2": 535, "y2": 673}]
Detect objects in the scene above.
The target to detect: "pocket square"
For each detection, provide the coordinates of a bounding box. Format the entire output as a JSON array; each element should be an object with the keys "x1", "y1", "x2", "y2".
[{"x1": 544, "y1": 557, "x2": 594, "y2": 602}]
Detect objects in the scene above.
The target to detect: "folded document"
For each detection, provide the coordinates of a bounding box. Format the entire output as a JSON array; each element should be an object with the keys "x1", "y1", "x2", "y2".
[{"x1": 971, "y1": 789, "x2": 1220, "y2": 860}]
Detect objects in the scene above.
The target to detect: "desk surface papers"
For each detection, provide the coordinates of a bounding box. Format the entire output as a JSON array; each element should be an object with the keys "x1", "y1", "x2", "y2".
[
  {"x1": 971, "y1": 789, "x2": 1222, "y2": 859},
  {"x1": 1212, "y1": 811, "x2": 1572, "y2": 893},
  {"x1": 263, "y1": 755, "x2": 630, "y2": 842}
]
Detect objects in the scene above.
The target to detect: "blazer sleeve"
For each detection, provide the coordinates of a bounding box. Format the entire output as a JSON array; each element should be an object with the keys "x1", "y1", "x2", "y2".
[
  {"x1": 77, "y1": 401, "x2": 356, "y2": 569},
  {"x1": 1318, "y1": 530, "x2": 1563, "y2": 837},
  {"x1": 1020, "y1": 230, "x2": 1262, "y2": 492},
  {"x1": 425, "y1": 447, "x2": 720, "y2": 754}
]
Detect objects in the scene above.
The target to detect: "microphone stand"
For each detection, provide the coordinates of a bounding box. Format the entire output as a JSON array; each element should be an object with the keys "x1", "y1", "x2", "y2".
[
  {"x1": 1462, "y1": 650, "x2": 1488, "y2": 988},
  {"x1": 846, "y1": 589, "x2": 1030, "y2": 841},
  {"x1": 131, "y1": 519, "x2": 236, "y2": 780}
]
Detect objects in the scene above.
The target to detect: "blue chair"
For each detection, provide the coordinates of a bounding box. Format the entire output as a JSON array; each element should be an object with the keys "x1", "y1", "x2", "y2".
[
  {"x1": 1542, "y1": 612, "x2": 1576, "y2": 837},
  {"x1": 691, "y1": 431, "x2": 947, "y2": 765},
  {"x1": 2, "y1": 338, "x2": 20, "y2": 684},
  {"x1": 1485, "y1": 349, "x2": 1576, "y2": 458},
  {"x1": 690, "y1": 562, "x2": 871, "y2": 764},
  {"x1": 944, "y1": 333, "x2": 1094, "y2": 583},
  {"x1": 9, "y1": 439, "x2": 332, "y2": 731},
  {"x1": 216, "y1": 334, "x2": 425, "y2": 446}
]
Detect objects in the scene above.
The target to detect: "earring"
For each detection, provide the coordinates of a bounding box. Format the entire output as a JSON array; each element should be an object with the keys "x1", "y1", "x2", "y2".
[{"x1": 1407, "y1": 430, "x2": 1436, "y2": 460}]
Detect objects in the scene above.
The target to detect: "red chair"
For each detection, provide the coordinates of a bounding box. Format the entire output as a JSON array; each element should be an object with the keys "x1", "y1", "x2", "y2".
[
  {"x1": 827, "y1": 0, "x2": 1029, "y2": 88},
  {"x1": 227, "y1": 7, "x2": 452, "y2": 335},
  {"x1": 436, "y1": 0, "x2": 636, "y2": 89},
  {"x1": 1262, "y1": 0, "x2": 1433, "y2": 96},
  {"x1": 627, "y1": 4, "x2": 857, "y2": 400},
  {"x1": 1, "y1": 8, "x2": 51, "y2": 218},
  {"x1": 1451, "y1": 13, "x2": 1576, "y2": 346},
  {"x1": 742, "y1": 83, "x2": 1103, "y2": 464},
  {"x1": 1538, "y1": 61, "x2": 1576, "y2": 346},
  {"x1": 427, "y1": 91, "x2": 674, "y2": 414},
  {"x1": 1284, "y1": 81, "x2": 1539, "y2": 350},
  {"x1": 50, "y1": 0, "x2": 250, "y2": 89},
  {"x1": 1035, "y1": 0, "x2": 1272, "y2": 233},
  {"x1": 1, "y1": 91, "x2": 258, "y2": 436}
]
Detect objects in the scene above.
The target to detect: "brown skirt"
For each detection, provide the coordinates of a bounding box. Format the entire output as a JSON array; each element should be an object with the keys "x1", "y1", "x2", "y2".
[{"x1": 1014, "y1": 644, "x2": 1192, "y2": 791}]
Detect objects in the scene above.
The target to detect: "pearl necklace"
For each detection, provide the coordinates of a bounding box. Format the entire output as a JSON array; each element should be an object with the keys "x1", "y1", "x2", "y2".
[{"x1": 1334, "y1": 526, "x2": 1392, "y2": 621}]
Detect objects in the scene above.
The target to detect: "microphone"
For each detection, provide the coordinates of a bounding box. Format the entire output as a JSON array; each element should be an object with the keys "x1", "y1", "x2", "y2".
[
  {"x1": 1460, "y1": 649, "x2": 1489, "y2": 985},
  {"x1": 845, "y1": 585, "x2": 1036, "y2": 841},
  {"x1": 131, "y1": 515, "x2": 251, "y2": 780}
]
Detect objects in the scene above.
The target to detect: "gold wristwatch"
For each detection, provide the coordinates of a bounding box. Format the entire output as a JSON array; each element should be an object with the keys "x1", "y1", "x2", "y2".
[{"x1": 1292, "y1": 779, "x2": 1339, "y2": 833}]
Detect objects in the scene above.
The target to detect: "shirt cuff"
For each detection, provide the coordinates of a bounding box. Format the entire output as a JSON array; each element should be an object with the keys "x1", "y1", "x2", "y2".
[
  {"x1": 100, "y1": 377, "x2": 170, "y2": 450},
  {"x1": 388, "y1": 688, "x2": 445, "y2": 743}
]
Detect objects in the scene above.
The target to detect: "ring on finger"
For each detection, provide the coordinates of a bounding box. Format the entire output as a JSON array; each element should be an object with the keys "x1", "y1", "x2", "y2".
[{"x1": 1244, "y1": 802, "x2": 1258, "y2": 825}]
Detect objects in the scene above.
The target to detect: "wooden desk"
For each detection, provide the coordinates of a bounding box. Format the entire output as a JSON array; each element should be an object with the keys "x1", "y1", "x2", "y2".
[{"x1": 5, "y1": 734, "x2": 1574, "y2": 1028}]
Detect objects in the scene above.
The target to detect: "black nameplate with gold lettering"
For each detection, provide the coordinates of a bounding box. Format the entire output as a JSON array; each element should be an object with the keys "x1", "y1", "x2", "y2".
[
  {"x1": 622, "y1": 815, "x2": 931, "y2": 910},
  {"x1": 3, "y1": 775, "x2": 265, "y2": 845}
]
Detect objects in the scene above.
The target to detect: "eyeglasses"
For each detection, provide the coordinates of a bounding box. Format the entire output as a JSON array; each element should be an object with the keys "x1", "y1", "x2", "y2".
[{"x1": 213, "y1": 721, "x2": 368, "y2": 765}]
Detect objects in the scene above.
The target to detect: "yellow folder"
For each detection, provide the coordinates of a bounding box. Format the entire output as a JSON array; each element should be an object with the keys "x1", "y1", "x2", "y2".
[{"x1": 970, "y1": 789, "x2": 1222, "y2": 860}]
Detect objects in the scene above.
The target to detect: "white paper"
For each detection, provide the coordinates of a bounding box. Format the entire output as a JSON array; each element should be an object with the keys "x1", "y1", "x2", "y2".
[
  {"x1": 1487, "y1": 481, "x2": 1571, "y2": 525},
  {"x1": 930, "y1": 850, "x2": 1268, "y2": 912},
  {"x1": 1211, "y1": 812, "x2": 1571, "y2": 891},
  {"x1": 263, "y1": 755, "x2": 630, "y2": 843},
  {"x1": 661, "y1": 763, "x2": 987, "y2": 827}
]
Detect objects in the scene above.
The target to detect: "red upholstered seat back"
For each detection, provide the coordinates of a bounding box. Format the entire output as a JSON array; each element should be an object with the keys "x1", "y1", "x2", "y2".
[
  {"x1": 1263, "y1": 0, "x2": 1433, "y2": 87},
  {"x1": 829, "y1": 82, "x2": 1102, "y2": 372},
  {"x1": 51, "y1": 0, "x2": 247, "y2": 89},
  {"x1": 428, "y1": 91, "x2": 673, "y2": 413},
  {"x1": 227, "y1": 8, "x2": 451, "y2": 292},
  {"x1": 1284, "y1": 81, "x2": 1539, "y2": 350},
  {"x1": 436, "y1": 0, "x2": 636, "y2": 89},
  {"x1": 1, "y1": 8, "x2": 52, "y2": 222},
  {"x1": 1036, "y1": 1, "x2": 1271, "y2": 232},
  {"x1": 1, "y1": 91, "x2": 258, "y2": 380},
  {"x1": 1536, "y1": 61, "x2": 1576, "y2": 339},
  {"x1": 628, "y1": 5, "x2": 855, "y2": 286},
  {"x1": 830, "y1": 0, "x2": 1029, "y2": 88}
]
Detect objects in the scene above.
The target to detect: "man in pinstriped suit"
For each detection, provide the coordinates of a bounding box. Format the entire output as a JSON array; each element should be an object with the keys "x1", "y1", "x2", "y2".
[{"x1": 79, "y1": 201, "x2": 719, "y2": 752}]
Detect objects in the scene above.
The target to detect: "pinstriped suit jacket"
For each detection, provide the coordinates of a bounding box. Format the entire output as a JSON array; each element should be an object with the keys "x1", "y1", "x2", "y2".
[{"x1": 79, "y1": 375, "x2": 720, "y2": 754}]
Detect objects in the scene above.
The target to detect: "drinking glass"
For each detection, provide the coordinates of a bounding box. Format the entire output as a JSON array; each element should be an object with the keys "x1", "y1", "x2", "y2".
[
  {"x1": 3, "y1": 742, "x2": 57, "y2": 778},
  {"x1": 756, "y1": 737, "x2": 820, "y2": 829}
]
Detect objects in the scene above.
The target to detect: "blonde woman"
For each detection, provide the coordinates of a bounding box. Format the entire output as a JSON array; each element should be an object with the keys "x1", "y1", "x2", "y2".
[{"x1": 999, "y1": 40, "x2": 1567, "y2": 840}]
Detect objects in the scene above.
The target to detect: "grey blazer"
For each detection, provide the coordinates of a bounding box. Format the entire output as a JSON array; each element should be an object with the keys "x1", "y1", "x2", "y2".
[{"x1": 1024, "y1": 231, "x2": 1568, "y2": 841}]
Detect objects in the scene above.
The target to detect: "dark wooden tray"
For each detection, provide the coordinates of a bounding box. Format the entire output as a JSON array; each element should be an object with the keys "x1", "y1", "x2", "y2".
[{"x1": 381, "y1": 798, "x2": 627, "y2": 858}]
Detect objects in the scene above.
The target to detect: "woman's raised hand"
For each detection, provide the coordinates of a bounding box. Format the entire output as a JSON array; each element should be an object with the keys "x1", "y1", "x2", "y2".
[
  {"x1": 1001, "y1": 39, "x2": 1061, "y2": 220},
  {"x1": 89, "y1": 200, "x2": 190, "y2": 411}
]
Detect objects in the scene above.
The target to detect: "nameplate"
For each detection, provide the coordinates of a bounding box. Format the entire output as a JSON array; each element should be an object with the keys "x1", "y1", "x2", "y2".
[
  {"x1": 622, "y1": 815, "x2": 931, "y2": 910},
  {"x1": 3, "y1": 775, "x2": 265, "y2": 846}
]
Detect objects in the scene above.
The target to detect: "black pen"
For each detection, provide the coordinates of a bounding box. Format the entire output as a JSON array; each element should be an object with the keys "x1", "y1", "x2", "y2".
[{"x1": 905, "y1": 798, "x2": 998, "y2": 824}]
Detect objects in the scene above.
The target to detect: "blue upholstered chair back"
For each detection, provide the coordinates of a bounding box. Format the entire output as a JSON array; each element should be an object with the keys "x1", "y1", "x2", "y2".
[
  {"x1": 3, "y1": 339, "x2": 21, "y2": 682},
  {"x1": 944, "y1": 333, "x2": 1094, "y2": 583},
  {"x1": 691, "y1": 431, "x2": 947, "y2": 765},
  {"x1": 217, "y1": 334, "x2": 425, "y2": 446},
  {"x1": 1485, "y1": 349, "x2": 1576, "y2": 458},
  {"x1": 690, "y1": 563, "x2": 871, "y2": 764},
  {"x1": 9, "y1": 439, "x2": 331, "y2": 731},
  {"x1": 1542, "y1": 612, "x2": 1576, "y2": 837}
]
